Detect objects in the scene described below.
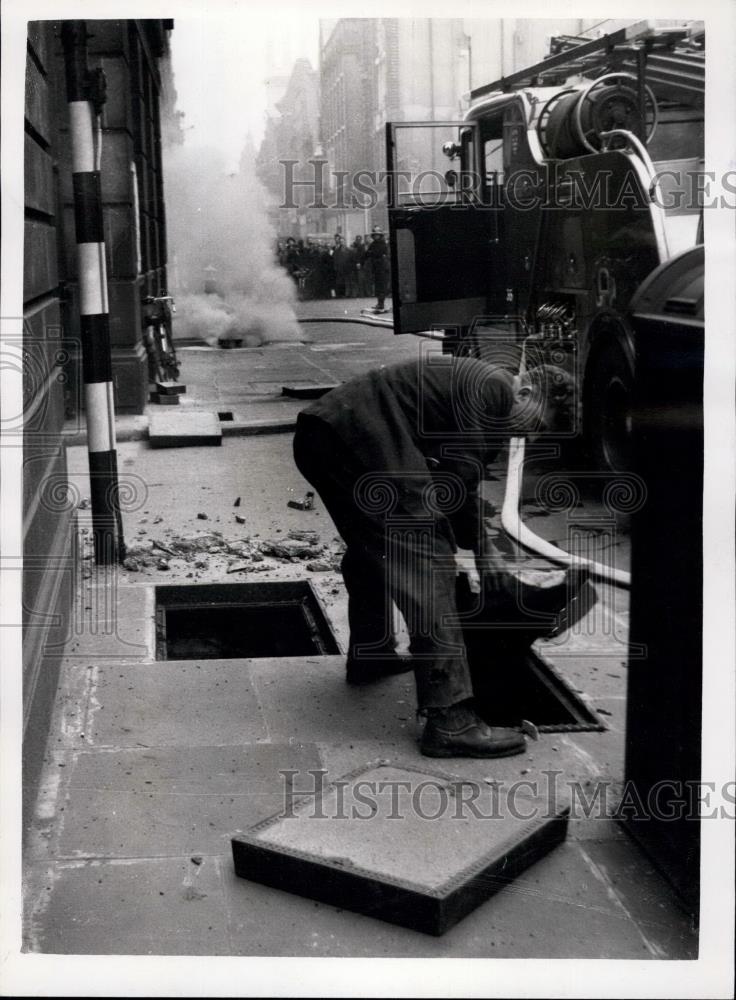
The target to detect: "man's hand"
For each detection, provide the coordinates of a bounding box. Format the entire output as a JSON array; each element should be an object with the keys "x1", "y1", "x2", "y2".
[{"x1": 455, "y1": 548, "x2": 481, "y2": 594}]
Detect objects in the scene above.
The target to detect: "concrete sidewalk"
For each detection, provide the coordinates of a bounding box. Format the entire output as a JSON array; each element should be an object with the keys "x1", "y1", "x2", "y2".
[
  {"x1": 63, "y1": 297, "x2": 410, "y2": 445},
  {"x1": 24, "y1": 310, "x2": 697, "y2": 958}
]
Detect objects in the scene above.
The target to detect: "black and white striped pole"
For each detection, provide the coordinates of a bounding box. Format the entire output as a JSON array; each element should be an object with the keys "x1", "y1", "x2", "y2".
[{"x1": 62, "y1": 21, "x2": 125, "y2": 564}]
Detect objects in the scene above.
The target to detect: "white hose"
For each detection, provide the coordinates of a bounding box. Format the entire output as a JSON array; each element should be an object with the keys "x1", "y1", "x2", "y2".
[
  {"x1": 299, "y1": 313, "x2": 631, "y2": 587},
  {"x1": 501, "y1": 435, "x2": 632, "y2": 589},
  {"x1": 297, "y1": 315, "x2": 445, "y2": 338}
]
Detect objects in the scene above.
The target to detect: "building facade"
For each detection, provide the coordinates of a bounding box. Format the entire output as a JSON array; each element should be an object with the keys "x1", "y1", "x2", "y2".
[
  {"x1": 317, "y1": 17, "x2": 591, "y2": 234},
  {"x1": 256, "y1": 58, "x2": 320, "y2": 240},
  {"x1": 22, "y1": 18, "x2": 173, "y2": 819},
  {"x1": 319, "y1": 19, "x2": 378, "y2": 240}
]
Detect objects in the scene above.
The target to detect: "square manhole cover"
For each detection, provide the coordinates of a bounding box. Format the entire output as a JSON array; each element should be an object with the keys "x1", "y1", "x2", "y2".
[
  {"x1": 232, "y1": 762, "x2": 569, "y2": 936},
  {"x1": 155, "y1": 581, "x2": 340, "y2": 660}
]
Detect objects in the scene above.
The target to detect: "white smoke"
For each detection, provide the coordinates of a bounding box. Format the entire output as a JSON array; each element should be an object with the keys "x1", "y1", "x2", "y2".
[{"x1": 163, "y1": 143, "x2": 304, "y2": 346}]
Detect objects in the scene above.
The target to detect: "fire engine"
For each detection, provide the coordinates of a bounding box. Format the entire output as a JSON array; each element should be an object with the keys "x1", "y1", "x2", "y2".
[{"x1": 385, "y1": 20, "x2": 705, "y2": 471}]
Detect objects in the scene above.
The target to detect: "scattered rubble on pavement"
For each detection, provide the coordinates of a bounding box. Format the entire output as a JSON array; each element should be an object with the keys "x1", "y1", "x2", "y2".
[{"x1": 119, "y1": 524, "x2": 345, "y2": 578}]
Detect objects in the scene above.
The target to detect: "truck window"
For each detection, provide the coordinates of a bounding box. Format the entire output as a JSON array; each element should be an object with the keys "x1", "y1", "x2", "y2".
[
  {"x1": 485, "y1": 140, "x2": 504, "y2": 187},
  {"x1": 649, "y1": 116, "x2": 705, "y2": 254},
  {"x1": 390, "y1": 123, "x2": 477, "y2": 208},
  {"x1": 481, "y1": 114, "x2": 505, "y2": 192}
]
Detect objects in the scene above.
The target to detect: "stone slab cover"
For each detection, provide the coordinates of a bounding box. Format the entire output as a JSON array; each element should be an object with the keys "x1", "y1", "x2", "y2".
[
  {"x1": 148, "y1": 411, "x2": 222, "y2": 448},
  {"x1": 231, "y1": 762, "x2": 569, "y2": 935}
]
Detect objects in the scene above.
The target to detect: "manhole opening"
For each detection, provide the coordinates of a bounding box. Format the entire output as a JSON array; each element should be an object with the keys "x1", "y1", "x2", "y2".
[
  {"x1": 155, "y1": 581, "x2": 340, "y2": 660},
  {"x1": 460, "y1": 579, "x2": 605, "y2": 733},
  {"x1": 218, "y1": 410, "x2": 234, "y2": 421},
  {"x1": 471, "y1": 650, "x2": 605, "y2": 732}
]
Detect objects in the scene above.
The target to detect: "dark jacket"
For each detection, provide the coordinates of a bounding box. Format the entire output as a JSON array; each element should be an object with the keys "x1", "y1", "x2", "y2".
[
  {"x1": 301, "y1": 357, "x2": 514, "y2": 550},
  {"x1": 365, "y1": 235, "x2": 389, "y2": 276}
]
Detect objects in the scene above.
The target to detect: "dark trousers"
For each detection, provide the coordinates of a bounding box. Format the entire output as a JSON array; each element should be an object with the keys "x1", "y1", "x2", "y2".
[
  {"x1": 373, "y1": 266, "x2": 388, "y2": 309},
  {"x1": 293, "y1": 414, "x2": 473, "y2": 708}
]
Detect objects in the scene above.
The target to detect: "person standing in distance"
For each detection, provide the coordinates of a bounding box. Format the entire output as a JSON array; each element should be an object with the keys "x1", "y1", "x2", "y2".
[{"x1": 365, "y1": 225, "x2": 390, "y2": 313}]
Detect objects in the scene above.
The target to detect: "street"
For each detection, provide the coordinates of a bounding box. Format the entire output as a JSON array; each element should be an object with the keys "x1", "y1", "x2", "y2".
[
  {"x1": 9, "y1": 11, "x2": 726, "y2": 998},
  {"x1": 22, "y1": 310, "x2": 696, "y2": 958}
]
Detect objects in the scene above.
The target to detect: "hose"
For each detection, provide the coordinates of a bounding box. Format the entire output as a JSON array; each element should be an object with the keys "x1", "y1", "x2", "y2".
[
  {"x1": 297, "y1": 315, "x2": 445, "y2": 339},
  {"x1": 297, "y1": 313, "x2": 631, "y2": 587},
  {"x1": 501, "y1": 435, "x2": 631, "y2": 589},
  {"x1": 297, "y1": 315, "x2": 394, "y2": 330}
]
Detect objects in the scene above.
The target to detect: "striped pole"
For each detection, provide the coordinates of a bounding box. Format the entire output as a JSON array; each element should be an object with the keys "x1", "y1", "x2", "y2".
[{"x1": 62, "y1": 22, "x2": 125, "y2": 564}]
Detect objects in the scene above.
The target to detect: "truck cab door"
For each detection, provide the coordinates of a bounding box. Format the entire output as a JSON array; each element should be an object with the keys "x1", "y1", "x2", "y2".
[{"x1": 386, "y1": 121, "x2": 500, "y2": 335}]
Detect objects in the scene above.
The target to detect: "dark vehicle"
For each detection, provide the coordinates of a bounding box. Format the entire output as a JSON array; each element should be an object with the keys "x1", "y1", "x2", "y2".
[
  {"x1": 625, "y1": 243, "x2": 704, "y2": 914},
  {"x1": 386, "y1": 20, "x2": 704, "y2": 471}
]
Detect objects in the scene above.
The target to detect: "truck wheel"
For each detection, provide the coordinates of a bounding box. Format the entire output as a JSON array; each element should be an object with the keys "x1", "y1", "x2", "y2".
[{"x1": 584, "y1": 339, "x2": 634, "y2": 473}]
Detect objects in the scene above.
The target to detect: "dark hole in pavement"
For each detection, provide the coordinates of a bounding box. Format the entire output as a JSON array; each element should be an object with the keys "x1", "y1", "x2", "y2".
[
  {"x1": 156, "y1": 581, "x2": 340, "y2": 660},
  {"x1": 471, "y1": 649, "x2": 605, "y2": 732},
  {"x1": 459, "y1": 577, "x2": 605, "y2": 733},
  {"x1": 218, "y1": 411, "x2": 234, "y2": 421}
]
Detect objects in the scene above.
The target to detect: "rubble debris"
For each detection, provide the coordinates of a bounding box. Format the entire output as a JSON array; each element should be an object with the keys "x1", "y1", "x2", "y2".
[
  {"x1": 521, "y1": 719, "x2": 539, "y2": 741},
  {"x1": 287, "y1": 530, "x2": 320, "y2": 543},
  {"x1": 115, "y1": 524, "x2": 347, "y2": 577},
  {"x1": 287, "y1": 491, "x2": 315, "y2": 511},
  {"x1": 152, "y1": 539, "x2": 175, "y2": 556},
  {"x1": 126, "y1": 542, "x2": 154, "y2": 556},
  {"x1": 260, "y1": 537, "x2": 324, "y2": 560}
]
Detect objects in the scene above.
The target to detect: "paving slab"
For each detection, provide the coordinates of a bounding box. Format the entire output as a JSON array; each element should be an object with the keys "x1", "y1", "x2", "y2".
[
  {"x1": 72, "y1": 657, "x2": 270, "y2": 748},
  {"x1": 222, "y1": 839, "x2": 653, "y2": 958},
  {"x1": 547, "y1": 649, "x2": 629, "y2": 700},
  {"x1": 86, "y1": 436, "x2": 328, "y2": 545},
  {"x1": 313, "y1": 736, "x2": 594, "y2": 791},
  {"x1": 33, "y1": 743, "x2": 322, "y2": 860},
  {"x1": 581, "y1": 839, "x2": 699, "y2": 958},
  {"x1": 281, "y1": 382, "x2": 337, "y2": 398},
  {"x1": 24, "y1": 857, "x2": 230, "y2": 955},
  {"x1": 49, "y1": 579, "x2": 153, "y2": 663},
  {"x1": 232, "y1": 762, "x2": 570, "y2": 935},
  {"x1": 250, "y1": 655, "x2": 418, "y2": 744},
  {"x1": 148, "y1": 410, "x2": 222, "y2": 448},
  {"x1": 222, "y1": 416, "x2": 297, "y2": 435}
]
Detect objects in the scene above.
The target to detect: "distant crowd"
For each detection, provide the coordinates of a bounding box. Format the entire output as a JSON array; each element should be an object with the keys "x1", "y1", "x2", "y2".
[{"x1": 276, "y1": 230, "x2": 391, "y2": 306}]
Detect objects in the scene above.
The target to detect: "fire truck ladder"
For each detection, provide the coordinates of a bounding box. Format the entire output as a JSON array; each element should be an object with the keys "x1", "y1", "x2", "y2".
[{"x1": 470, "y1": 20, "x2": 704, "y2": 120}]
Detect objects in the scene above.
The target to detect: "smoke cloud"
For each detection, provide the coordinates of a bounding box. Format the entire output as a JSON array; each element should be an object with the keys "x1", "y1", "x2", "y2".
[{"x1": 163, "y1": 143, "x2": 304, "y2": 346}]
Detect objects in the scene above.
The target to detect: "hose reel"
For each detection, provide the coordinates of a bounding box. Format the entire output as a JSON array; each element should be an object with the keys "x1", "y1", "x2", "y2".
[{"x1": 537, "y1": 72, "x2": 658, "y2": 158}]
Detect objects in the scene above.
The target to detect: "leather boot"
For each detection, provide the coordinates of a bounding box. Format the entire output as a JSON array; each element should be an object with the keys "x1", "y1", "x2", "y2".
[{"x1": 421, "y1": 699, "x2": 527, "y2": 758}]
